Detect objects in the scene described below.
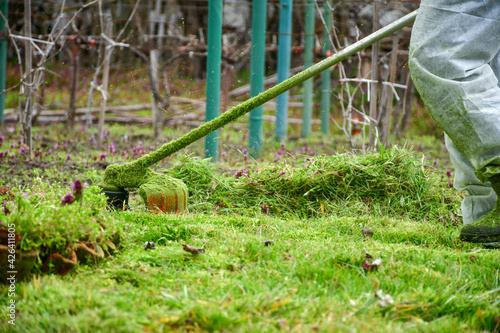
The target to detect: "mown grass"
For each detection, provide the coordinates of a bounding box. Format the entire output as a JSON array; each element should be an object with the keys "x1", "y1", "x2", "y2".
[
  {"x1": 3, "y1": 212, "x2": 499, "y2": 332},
  {"x1": 0, "y1": 120, "x2": 498, "y2": 332}
]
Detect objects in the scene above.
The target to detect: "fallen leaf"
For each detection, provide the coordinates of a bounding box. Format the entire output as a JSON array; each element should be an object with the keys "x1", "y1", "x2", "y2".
[
  {"x1": 362, "y1": 227, "x2": 373, "y2": 239},
  {"x1": 362, "y1": 258, "x2": 382, "y2": 272},
  {"x1": 364, "y1": 248, "x2": 373, "y2": 259},
  {"x1": 144, "y1": 241, "x2": 156, "y2": 250},
  {"x1": 362, "y1": 260, "x2": 371, "y2": 271},
  {"x1": 375, "y1": 289, "x2": 394, "y2": 307},
  {"x1": 183, "y1": 244, "x2": 205, "y2": 255}
]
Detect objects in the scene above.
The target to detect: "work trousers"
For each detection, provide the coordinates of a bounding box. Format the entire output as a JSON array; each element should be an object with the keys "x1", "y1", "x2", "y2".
[{"x1": 409, "y1": 0, "x2": 500, "y2": 224}]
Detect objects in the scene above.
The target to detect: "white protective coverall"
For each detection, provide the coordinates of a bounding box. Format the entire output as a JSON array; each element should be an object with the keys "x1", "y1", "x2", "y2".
[{"x1": 409, "y1": 0, "x2": 500, "y2": 224}]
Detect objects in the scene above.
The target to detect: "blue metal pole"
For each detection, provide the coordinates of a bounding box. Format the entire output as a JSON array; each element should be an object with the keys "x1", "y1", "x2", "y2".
[
  {"x1": 248, "y1": 0, "x2": 267, "y2": 158},
  {"x1": 302, "y1": 0, "x2": 314, "y2": 137},
  {"x1": 320, "y1": 0, "x2": 331, "y2": 135},
  {"x1": 0, "y1": 0, "x2": 8, "y2": 125},
  {"x1": 204, "y1": 0, "x2": 223, "y2": 162},
  {"x1": 275, "y1": 0, "x2": 293, "y2": 142}
]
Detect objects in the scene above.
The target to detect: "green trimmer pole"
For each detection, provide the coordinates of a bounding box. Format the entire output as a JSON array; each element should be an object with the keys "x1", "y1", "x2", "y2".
[
  {"x1": 0, "y1": 0, "x2": 8, "y2": 125},
  {"x1": 320, "y1": 0, "x2": 332, "y2": 135},
  {"x1": 204, "y1": 0, "x2": 223, "y2": 162},
  {"x1": 302, "y1": 0, "x2": 314, "y2": 138},
  {"x1": 248, "y1": 0, "x2": 267, "y2": 158},
  {"x1": 100, "y1": 10, "x2": 417, "y2": 191},
  {"x1": 275, "y1": 0, "x2": 293, "y2": 142}
]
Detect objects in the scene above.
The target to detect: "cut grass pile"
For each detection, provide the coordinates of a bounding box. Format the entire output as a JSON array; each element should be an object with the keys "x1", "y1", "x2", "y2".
[{"x1": 167, "y1": 147, "x2": 461, "y2": 222}]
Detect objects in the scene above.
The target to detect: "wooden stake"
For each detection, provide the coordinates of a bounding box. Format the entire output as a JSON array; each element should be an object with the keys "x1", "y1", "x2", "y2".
[{"x1": 97, "y1": 13, "x2": 112, "y2": 145}]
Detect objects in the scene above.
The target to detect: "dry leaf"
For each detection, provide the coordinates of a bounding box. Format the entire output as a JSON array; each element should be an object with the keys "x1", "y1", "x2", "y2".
[
  {"x1": 183, "y1": 244, "x2": 205, "y2": 255},
  {"x1": 362, "y1": 227, "x2": 374, "y2": 239},
  {"x1": 364, "y1": 248, "x2": 373, "y2": 259},
  {"x1": 144, "y1": 241, "x2": 156, "y2": 250},
  {"x1": 262, "y1": 240, "x2": 273, "y2": 246},
  {"x1": 375, "y1": 289, "x2": 394, "y2": 307},
  {"x1": 362, "y1": 258, "x2": 382, "y2": 272}
]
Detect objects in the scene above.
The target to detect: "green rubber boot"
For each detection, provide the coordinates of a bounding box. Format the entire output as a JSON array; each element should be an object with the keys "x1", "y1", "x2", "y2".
[{"x1": 460, "y1": 175, "x2": 500, "y2": 248}]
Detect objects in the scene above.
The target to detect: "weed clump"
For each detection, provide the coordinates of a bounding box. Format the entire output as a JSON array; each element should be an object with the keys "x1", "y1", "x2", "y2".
[
  {"x1": 167, "y1": 148, "x2": 460, "y2": 222},
  {"x1": 1, "y1": 186, "x2": 120, "y2": 270}
]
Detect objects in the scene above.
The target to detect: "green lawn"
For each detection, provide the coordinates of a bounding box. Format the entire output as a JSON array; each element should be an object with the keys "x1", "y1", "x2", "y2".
[
  {"x1": 0, "y1": 123, "x2": 499, "y2": 332},
  {"x1": 4, "y1": 212, "x2": 500, "y2": 332}
]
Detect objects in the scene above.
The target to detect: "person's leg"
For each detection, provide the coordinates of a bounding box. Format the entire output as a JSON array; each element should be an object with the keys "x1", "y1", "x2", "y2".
[
  {"x1": 445, "y1": 134, "x2": 497, "y2": 225},
  {"x1": 409, "y1": 0, "x2": 500, "y2": 245},
  {"x1": 409, "y1": 0, "x2": 500, "y2": 182}
]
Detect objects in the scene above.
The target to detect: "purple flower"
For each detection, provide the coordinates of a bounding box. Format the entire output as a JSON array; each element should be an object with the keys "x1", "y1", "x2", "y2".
[
  {"x1": 278, "y1": 170, "x2": 286, "y2": 175},
  {"x1": 2, "y1": 200, "x2": 12, "y2": 215},
  {"x1": 71, "y1": 180, "x2": 83, "y2": 194},
  {"x1": 99, "y1": 152, "x2": 107, "y2": 161},
  {"x1": 234, "y1": 169, "x2": 249, "y2": 179},
  {"x1": 65, "y1": 153, "x2": 71, "y2": 161},
  {"x1": 107, "y1": 144, "x2": 115, "y2": 153},
  {"x1": 72, "y1": 180, "x2": 84, "y2": 201},
  {"x1": 19, "y1": 146, "x2": 27, "y2": 156},
  {"x1": 242, "y1": 148, "x2": 247, "y2": 154},
  {"x1": 280, "y1": 142, "x2": 286, "y2": 149},
  {"x1": 53, "y1": 144, "x2": 59, "y2": 150},
  {"x1": 261, "y1": 204, "x2": 269, "y2": 215},
  {"x1": 61, "y1": 192, "x2": 75, "y2": 205},
  {"x1": 446, "y1": 170, "x2": 452, "y2": 178},
  {"x1": 221, "y1": 151, "x2": 226, "y2": 157}
]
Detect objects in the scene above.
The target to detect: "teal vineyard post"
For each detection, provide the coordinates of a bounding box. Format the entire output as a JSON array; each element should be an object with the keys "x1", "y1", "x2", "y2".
[
  {"x1": 0, "y1": 0, "x2": 7, "y2": 125},
  {"x1": 248, "y1": 0, "x2": 268, "y2": 158},
  {"x1": 321, "y1": 0, "x2": 332, "y2": 135},
  {"x1": 204, "y1": 0, "x2": 223, "y2": 162},
  {"x1": 302, "y1": 0, "x2": 315, "y2": 138},
  {"x1": 275, "y1": 0, "x2": 293, "y2": 142}
]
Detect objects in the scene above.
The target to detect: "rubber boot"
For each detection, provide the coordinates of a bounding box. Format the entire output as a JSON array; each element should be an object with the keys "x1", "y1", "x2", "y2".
[{"x1": 460, "y1": 174, "x2": 500, "y2": 248}]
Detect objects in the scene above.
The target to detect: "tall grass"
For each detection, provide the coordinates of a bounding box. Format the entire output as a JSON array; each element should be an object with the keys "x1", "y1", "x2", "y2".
[{"x1": 166, "y1": 147, "x2": 461, "y2": 222}]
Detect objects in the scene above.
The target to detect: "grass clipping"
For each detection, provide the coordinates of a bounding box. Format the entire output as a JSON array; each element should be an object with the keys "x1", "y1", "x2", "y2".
[{"x1": 167, "y1": 147, "x2": 461, "y2": 222}]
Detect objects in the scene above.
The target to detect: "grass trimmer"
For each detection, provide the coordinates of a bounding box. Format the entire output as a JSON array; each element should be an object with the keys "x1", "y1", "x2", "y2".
[{"x1": 99, "y1": 10, "x2": 418, "y2": 213}]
